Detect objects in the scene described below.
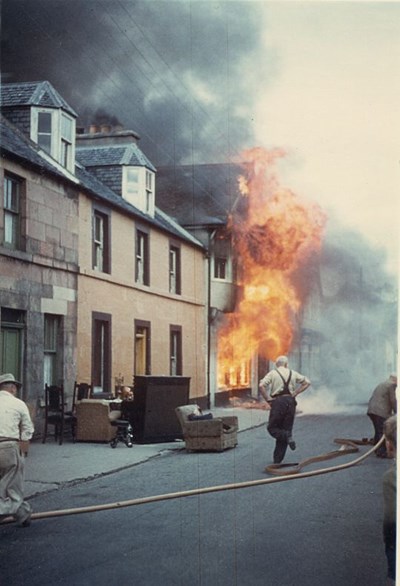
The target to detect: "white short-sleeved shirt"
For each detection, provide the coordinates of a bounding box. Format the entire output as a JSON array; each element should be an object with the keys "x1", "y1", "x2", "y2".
[
  {"x1": 259, "y1": 366, "x2": 309, "y2": 398},
  {"x1": 0, "y1": 390, "x2": 34, "y2": 441}
]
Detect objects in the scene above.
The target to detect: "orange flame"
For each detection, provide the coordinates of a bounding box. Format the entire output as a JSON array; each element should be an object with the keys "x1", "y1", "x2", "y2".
[{"x1": 218, "y1": 146, "x2": 326, "y2": 388}]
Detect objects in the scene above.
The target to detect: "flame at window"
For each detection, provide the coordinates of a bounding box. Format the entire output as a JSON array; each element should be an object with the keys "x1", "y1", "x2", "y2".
[{"x1": 217, "y1": 147, "x2": 326, "y2": 389}]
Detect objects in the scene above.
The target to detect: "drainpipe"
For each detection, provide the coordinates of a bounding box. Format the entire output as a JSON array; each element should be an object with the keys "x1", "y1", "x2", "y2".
[{"x1": 206, "y1": 229, "x2": 217, "y2": 410}]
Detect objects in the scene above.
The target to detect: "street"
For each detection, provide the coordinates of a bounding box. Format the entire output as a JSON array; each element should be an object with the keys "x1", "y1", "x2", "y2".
[{"x1": 0, "y1": 413, "x2": 390, "y2": 586}]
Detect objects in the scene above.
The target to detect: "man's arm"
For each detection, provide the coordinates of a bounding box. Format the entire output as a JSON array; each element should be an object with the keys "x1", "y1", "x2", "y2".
[
  {"x1": 259, "y1": 373, "x2": 272, "y2": 402},
  {"x1": 292, "y1": 378, "x2": 311, "y2": 398},
  {"x1": 259, "y1": 384, "x2": 270, "y2": 403},
  {"x1": 19, "y1": 403, "x2": 34, "y2": 441}
]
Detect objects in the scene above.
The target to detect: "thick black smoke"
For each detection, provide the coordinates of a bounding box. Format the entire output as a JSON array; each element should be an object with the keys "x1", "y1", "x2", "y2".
[{"x1": 1, "y1": 0, "x2": 273, "y2": 166}]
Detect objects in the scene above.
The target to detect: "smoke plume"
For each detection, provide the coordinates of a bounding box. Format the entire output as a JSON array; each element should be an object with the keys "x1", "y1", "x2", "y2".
[{"x1": 1, "y1": 0, "x2": 273, "y2": 166}]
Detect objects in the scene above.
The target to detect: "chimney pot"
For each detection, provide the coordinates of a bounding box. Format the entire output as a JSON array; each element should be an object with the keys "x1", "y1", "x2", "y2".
[{"x1": 89, "y1": 124, "x2": 98, "y2": 134}]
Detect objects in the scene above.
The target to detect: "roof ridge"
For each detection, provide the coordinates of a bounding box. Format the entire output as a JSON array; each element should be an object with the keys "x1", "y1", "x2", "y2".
[{"x1": 31, "y1": 81, "x2": 47, "y2": 104}]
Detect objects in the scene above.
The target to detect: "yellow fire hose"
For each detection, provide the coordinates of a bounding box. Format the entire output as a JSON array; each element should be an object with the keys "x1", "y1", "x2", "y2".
[{"x1": 0, "y1": 436, "x2": 385, "y2": 525}]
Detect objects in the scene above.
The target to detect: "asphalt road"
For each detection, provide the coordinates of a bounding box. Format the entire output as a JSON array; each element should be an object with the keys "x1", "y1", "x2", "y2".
[{"x1": 0, "y1": 412, "x2": 391, "y2": 586}]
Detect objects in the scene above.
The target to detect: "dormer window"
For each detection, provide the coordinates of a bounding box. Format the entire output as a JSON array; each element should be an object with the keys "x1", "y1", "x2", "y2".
[
  {"x1": 31, "y1": 107, "x2": 76, "y2": 173},
  {"x1": 123, "y1": 166, "x2": 155, "y2": 217}
]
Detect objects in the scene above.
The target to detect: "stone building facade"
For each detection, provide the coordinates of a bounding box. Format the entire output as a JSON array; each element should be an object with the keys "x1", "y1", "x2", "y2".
[
  {"x1": 1, "y1": 81, "x2": 208, "y2": 428},
  {"x1": 0, "y1": 114, "x2": 79, "y2": 420}
]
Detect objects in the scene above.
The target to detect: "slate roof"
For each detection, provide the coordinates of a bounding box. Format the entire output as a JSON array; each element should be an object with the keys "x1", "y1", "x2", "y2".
[
  {"x1": 76, "y1": 143, "x2": 156, "y2": 172},
  {"x1": 0, "y1": 115, "x2": 203, "y2": 250},
  {"x1": 0, "y1": 81, "x2": 77, "y2": 117},
  {"x1": 75, "y1": 163, "x2": 202, "y2": 248},
  {"x1": 156, "y1": 163, "x2": 245, "y2": 228},
  {"x1": 0, "y1": 115, "x2": 72, "y2": 181}
]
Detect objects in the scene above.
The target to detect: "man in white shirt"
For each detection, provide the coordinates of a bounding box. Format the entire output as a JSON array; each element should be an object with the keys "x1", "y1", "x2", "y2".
[
  {"x1": 0, "y1": 373, "x2": 34, "y2": 527},
  {"x1": 259, "y1": 356, "x2": 310, "y2": 464}
]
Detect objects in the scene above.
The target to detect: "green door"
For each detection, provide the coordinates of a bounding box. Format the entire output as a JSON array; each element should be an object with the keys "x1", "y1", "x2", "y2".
[{"x1": 1, "y1": 327, "x2": 22, "y2": 380}]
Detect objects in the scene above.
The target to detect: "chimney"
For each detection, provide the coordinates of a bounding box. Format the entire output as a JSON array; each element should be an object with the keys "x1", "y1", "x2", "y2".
[{"x1": 76, "y1": 126, "x2": 141, "y2": 147}]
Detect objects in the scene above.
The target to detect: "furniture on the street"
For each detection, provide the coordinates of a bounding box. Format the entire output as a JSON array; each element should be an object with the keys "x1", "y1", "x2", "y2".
[
  {"x1": 42, "y1": 384, "x2": 74, "y2": 445},
  {"x1": 132, "y1": 376, "x2": 190, "y2": 443},
  {"x1": 66, "y1": 382, "x2": 93, "y2": 439},
  {"x1": 109, "y1": 400, "x2": 135, "y2": 448},
  {"x1": 175, "y1": 404, "x2": 239, "y2": 452},
  {"x1": 71, "y1": 382, "x2": 92, "y2": 410},
  {"x1": 75, "y1": 399, "x2": 118, "y2": 442}
]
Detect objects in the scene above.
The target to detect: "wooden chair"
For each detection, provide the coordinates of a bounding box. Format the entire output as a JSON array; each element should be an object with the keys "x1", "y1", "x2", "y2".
[
  {"x1": 67, "y1": 382, "x2": 92, "y2": 441},
  {"x1": 42, "y1": 384, "x2": 74, "y2": 445},
  {"x1": 68, "y1": 382, "x2": 92, "y2": 413}
]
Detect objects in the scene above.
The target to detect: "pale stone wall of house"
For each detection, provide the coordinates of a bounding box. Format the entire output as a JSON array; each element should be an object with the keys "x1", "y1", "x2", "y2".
[{"x1": 77, "y1": 194, "x2": 207, "y2": 399}]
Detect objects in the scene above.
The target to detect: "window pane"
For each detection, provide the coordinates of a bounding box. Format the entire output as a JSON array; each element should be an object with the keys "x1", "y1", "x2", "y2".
[
  {"x1": 169, "y1": 246, "x2": 180, "y2": 294},
  {"x1": 38, "y1": 134, "x2": 52, "y2": 153},
  {"x1": 38, "y1": 112, "x2": 52, "y2": 154},
  {"x1": 135, "y1": 231, "x2": 148, "y2": 285},
  {"x1": 44, "y1": 316, "x2": 58, "y2": 351},
  {"x1": 43, "y1": 315, "x2": 61, "y2": 386},
  {"x1": 61, "y1": 141, "x2": 70, "y2": 167},
  {"x1": 4, "y1": 177, "x2": 19, "y2": 211},
  {"x1": 214, "y1": 257, "x2": 227, "y2": 279},
  {"x1": 135, "y1": 326, "x2": 148, "y2": 375},
  {"x1": 95, "y1": 215, "x2": 103, "y2": 242},
  {"x1": 3, "y1": 176, "x2": 21, "y2": 248},
  {"x1": 61, "y1": 114, "x2": 72, "y2": 140},
  {"x1": 170, "y1": 328, "x2": 182, "y2": 375},
  {"x1": 38, "y1": 112, "x2": 52, "y2": 132},
  {"x1": 127, "y1": 168, "x2": 139, "y2": 183},
  {"x1": 93, "y1": 317, "x2": 111, "y2": 391},
  {"x1": 93, "y1": 212, "x2": 108, "y2": 273},
  {"x1": 4, "y1": 213, "x2": 16, "y2": 245}
]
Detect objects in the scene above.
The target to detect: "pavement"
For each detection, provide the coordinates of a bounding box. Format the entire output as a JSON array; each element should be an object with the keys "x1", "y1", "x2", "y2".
[{"x1": 24, "y1": 406, "x2": 268, "y2": 498}]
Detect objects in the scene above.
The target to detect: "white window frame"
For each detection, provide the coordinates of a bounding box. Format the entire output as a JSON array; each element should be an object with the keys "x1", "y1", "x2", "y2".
[
  {"x1": 44, "y1": 314, "x2": 62, "y2": 386},
  {"x1": 92, "y1": 208, "x2": 110, "y2": 274},
  {"x1": 169, "y1": 244, "x2": 181, "y2": 295},
  {"x1": 3, "y1": 174, "x2": 21, "y2": 249},
  {"x1": 123, "y1": 167, "x2": 155, "y2": 217},
  {"x1": 31, "y1": 107, "x2": 76, "y2": 172},
  {"x1": 94, "y1": 214, "x2": 105, "y2": 272},
  {"x1": 135, "y1": 229, "x2": 149, "y2": 285}
]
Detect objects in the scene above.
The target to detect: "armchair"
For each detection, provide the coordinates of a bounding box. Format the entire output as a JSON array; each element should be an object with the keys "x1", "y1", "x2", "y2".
[
  {"x1": 75, "y1": 400, "x2": 117, "y2": 442},
  {"x1": 175, "y1": 405, "x2": 238, "y2": 452}
]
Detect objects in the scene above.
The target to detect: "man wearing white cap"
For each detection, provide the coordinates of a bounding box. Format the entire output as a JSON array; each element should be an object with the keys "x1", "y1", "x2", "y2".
[
  {"x1": 0, "y1": 373, "x2": 34, "y2": 527},
  {"x1": 259, "y1": 356, "x2": 310, "y2": 464}
]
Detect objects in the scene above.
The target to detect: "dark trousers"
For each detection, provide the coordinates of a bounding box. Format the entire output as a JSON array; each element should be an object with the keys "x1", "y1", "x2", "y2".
[
  {"x1": 267, "y1": 395, "x2": 297, "y2": 463},
  {"x1": 368, "y1": 413, "x2": 387, "y2": 457}
]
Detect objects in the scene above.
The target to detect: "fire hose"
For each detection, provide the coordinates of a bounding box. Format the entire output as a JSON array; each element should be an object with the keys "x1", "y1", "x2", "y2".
[{"x1": 0, "y1": 436, "x2": 385, "y2": 525}]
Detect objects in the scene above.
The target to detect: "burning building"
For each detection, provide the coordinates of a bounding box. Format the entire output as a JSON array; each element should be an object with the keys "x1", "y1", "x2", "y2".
[
  {"x1": 156, "y1": 147, "x2": 326, "y2": 406},
  {"x1": 216, "y1": 147, "x2": 326, "y2": 398}
]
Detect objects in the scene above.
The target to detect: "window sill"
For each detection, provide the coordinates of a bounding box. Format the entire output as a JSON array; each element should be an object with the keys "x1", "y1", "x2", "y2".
[{"x1": 0, "y1": 245, "x2": 32, "y2": 262}]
